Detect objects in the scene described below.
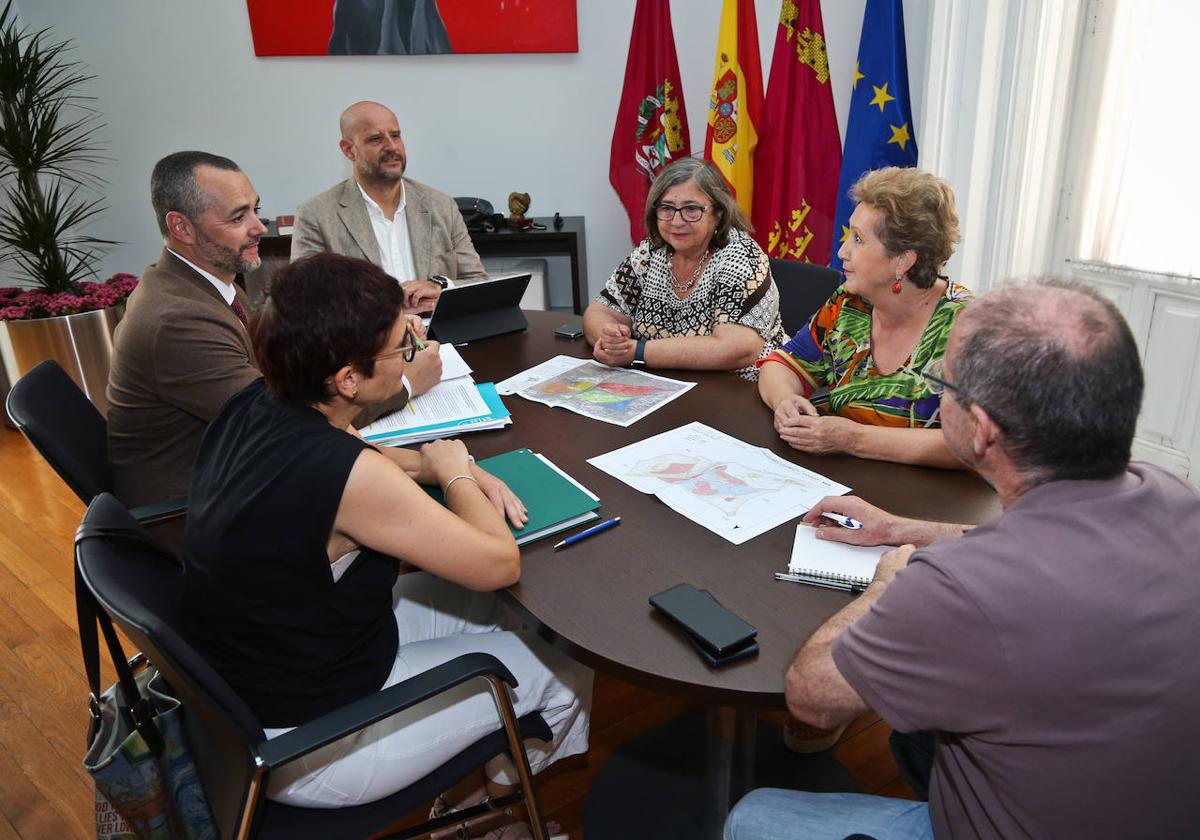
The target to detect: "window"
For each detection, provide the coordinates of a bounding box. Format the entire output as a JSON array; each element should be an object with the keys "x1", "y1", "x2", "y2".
[{"x1": 1070, "y1": 0, "x2": 1200, "y2": 279}]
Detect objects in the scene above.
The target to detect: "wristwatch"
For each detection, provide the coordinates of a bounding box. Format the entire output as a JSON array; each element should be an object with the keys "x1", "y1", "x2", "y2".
[
  {"x1": 632, "y1": 339, "x2": 647, "y2": 365},
  {"x1": 429, "y1": 274, "x2": 451, "y2": 289}
]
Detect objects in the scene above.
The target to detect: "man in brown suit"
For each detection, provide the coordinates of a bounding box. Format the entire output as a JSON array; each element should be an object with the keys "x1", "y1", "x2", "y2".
[
  {"x1": 107, "y1": 151, "x2": 265, "y2": 507},
  {"x1": 291, "y1": 101, "x2": 487, "y2": 314},
  {"x1": 108, "y1": 151, "x2": 427, "y2": 508}
]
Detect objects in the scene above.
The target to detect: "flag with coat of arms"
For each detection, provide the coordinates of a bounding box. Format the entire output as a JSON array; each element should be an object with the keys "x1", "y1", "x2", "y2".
[
  {"x1": 830, "y1": 0, "x2": 918, "y2": 272},
  {"x1": 610, "y1": 0, "x2": 691, "y2": 245},
  {"x1": 750, "y1": 0, "x2": 842, "y2": 265},
  {"x1": 703, "y1": 0, "x2": 764, "y2": 217}
]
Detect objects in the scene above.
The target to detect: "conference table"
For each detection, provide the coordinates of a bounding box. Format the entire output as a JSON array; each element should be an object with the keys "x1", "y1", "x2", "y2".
[{"x1": 452, "y1": 311, "x2": 1002, "y2": 837}]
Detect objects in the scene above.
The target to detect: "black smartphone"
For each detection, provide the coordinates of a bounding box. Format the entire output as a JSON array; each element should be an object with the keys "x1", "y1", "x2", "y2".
[
  {"x1": 649, "y1": 583, "x2": 757, "y2": 655},
  {"x1": 684, "y1": 630, "x2": 759, "y2": 668},
  {"x1": 554, "y1": 318, "x2": 585, "y2": 339}
]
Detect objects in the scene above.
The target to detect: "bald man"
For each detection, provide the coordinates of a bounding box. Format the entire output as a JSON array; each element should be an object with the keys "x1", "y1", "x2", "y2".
[{"x1": 291, "y1": 101, "x2": 487, "y2": 314}]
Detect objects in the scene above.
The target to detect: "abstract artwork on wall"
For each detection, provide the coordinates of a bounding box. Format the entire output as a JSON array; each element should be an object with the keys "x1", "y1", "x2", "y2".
[{"x1": 247, "y1": 0, "x2": 578, "y2": 56}]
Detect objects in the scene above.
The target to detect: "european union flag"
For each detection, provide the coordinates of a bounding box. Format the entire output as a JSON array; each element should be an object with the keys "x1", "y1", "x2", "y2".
[{"x1": 829, "y1": 0, "x2": 918, "y2": 271}]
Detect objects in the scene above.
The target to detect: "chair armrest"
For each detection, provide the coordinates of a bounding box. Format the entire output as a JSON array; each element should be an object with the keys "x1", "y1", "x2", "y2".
[
  {"x1": 256, "y1": 652, "x2": 518, "y2": 768},
  {"x1": 129, "y1": 496, "x2": 188, "y2": 525}
]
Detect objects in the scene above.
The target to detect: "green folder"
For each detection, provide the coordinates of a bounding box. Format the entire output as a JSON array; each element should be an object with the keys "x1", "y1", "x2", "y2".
[{"x1": 428, "y1": 448, "x2": 601, "y2": 546}]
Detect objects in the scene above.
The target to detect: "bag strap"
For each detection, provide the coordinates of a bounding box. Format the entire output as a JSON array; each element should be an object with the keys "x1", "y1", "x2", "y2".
[{"x1": 76, "y1": 519, "x2": 173, "y2": 754}]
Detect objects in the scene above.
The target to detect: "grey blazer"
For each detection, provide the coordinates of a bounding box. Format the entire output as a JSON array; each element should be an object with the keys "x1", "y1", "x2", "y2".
[{"x1": 290, "y1": 177, "x2": 488, "y2": 283}]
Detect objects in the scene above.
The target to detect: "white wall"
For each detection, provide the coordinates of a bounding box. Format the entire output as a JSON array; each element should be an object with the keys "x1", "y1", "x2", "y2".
[{"x1": 14, "y1": 0, "x2": 929, "y2": 299}]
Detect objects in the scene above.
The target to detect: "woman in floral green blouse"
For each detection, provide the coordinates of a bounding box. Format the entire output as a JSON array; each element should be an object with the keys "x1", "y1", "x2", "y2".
[{"x1": 758, "y1": 167, "x2": 972, "y2": 468}]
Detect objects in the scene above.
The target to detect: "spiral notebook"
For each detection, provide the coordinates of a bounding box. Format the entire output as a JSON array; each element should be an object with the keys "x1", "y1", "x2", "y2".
[{"x1": 786, "y1": 525, "x2": 894, "y2": 587}]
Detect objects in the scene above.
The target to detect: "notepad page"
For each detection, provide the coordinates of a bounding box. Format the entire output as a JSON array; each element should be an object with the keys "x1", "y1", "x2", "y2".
[{"x1": 788, "y1": 525, "x2": 894, "y2": 585}]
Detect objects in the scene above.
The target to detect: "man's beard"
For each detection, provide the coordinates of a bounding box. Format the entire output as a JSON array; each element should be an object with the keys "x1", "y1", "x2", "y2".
[
  {"x1": 358, "y1": 150, "x2": 405, "y2": 182},
  {"x1": 195, "y1": 227, "x2": 261, "y2": 275}
]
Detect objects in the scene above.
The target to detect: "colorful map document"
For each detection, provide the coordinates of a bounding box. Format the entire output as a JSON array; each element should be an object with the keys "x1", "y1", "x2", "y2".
[
  {"x1": 497, "y1": 357, "x2": 695, "y2": 427},
  {"x1": 588, "y1": 422, "x2": 851, "y2": 545}
]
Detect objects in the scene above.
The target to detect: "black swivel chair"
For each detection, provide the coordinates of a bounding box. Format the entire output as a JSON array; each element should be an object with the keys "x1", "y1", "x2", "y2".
[
  {"x1": 769, "y1": 258, "x2": 843, "y2": 336},
  {"x1": 75, "y1": 493, "x2": 555, "y2": 840},
  {"x1": 5, "y1": 358, "x2": 185, "y2": 523}
]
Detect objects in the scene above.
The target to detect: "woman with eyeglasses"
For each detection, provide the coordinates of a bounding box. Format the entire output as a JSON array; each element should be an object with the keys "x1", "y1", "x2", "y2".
[
  {"x1": 181, "y1": 253, "x2": 592, "y2": 821},
  {"x1": 584, "y1": 157, "x2": 786, "y2": 380},
  {"x1": 758, "y1": 167, "x2": 973, "y2": 468}
]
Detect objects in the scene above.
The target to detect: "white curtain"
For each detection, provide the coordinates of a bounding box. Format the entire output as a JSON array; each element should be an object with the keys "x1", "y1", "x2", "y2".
[{"x1": 1075, "y1": 0, "x2": 1200, "y2": 278}]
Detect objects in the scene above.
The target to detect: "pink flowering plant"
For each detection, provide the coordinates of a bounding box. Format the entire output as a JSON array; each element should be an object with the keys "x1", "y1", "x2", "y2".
[
  {"x1": 0, "y1": 2, "x2": 119, "y2": 320},
  {"x1": 0, "y1": 273, "x2": 136, "y2": 321}
]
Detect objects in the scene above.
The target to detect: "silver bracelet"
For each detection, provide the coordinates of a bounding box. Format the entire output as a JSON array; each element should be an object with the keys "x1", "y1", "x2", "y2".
[{"x1": 443, "y1": 474, "x2": 478, "y2": 493}]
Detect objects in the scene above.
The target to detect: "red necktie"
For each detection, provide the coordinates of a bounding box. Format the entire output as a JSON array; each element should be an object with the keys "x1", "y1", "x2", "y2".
[{"x1": 230, "y1": 298, "x2": 248, "y2": 328}]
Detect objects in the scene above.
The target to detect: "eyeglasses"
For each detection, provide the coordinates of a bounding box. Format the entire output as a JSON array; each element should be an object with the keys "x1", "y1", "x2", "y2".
[
  {"x1": 655, "y1": 203, "x2": 710, "y2": 223},
  {"x1": 920, "y1": 357, "x2": 960, "y2": 396},
  {"x1": 374, "y1": 327, "x2": 420, "y2": 364}
]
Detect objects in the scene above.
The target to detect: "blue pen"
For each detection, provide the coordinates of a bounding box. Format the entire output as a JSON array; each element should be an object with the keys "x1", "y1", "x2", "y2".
[
  {"x1": 821, "y1": 512, "x2": 863, "y2": 530},
  {"x1": 553, "y1": 516, "x2": 621, "y2": 550}
]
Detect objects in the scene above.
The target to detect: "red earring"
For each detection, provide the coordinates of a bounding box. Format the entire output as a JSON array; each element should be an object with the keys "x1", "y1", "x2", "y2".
[{"x1": 891, "y1": 279, "x2": 903, "y2": 295}]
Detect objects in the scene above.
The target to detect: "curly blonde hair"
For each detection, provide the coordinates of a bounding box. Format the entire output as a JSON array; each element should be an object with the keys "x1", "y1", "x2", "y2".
[{"x1": 850, "y1": 167, "x2": 961, "y2": 289}]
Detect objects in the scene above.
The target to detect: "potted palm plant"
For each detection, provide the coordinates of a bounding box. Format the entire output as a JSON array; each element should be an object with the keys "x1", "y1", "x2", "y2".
[{"x1": 0, "y1": 1, "x2": 131, "y2": 416}]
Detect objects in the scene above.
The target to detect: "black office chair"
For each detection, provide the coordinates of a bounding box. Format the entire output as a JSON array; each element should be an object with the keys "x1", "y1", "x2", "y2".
[
  {"x1": 5, "y1": 359, "x2": 185, "y2": 523},
  {"x1": 769, "y1": 258, "x2": 843, "y2": 336},
  {"x1": 75, "y1": 493, "x2": 554, "y2": 840}
]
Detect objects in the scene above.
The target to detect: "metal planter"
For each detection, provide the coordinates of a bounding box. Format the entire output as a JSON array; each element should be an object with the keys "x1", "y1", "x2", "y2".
[{"x1": 0, "y1": 305, "x2": 124, "y2": 421}]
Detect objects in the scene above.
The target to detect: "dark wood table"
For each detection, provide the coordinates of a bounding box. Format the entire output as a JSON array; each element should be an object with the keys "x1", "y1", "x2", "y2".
[{"x1": 456, "y1": 311, "x2": 1001, "y2": 835}]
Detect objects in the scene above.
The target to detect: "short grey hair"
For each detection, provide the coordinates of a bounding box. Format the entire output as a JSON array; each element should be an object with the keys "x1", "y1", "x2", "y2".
[
  {"x1": 150, "y1": 151, "x2": 241, "y2": 238},
  {"x1": 951, "y1": 278, "x2": 1142, "y2": 485},
  {"x1": 642, "y1": 157, "x2": 750, "y2": 251}
]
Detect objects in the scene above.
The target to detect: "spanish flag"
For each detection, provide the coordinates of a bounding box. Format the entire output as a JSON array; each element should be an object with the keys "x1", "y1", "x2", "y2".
[
  {"x1": 751, "y1": 0, "x2": 842, "y2": 265},
  {"x1": 703, "y1": 0, "x2": 763, "y2": 217}
]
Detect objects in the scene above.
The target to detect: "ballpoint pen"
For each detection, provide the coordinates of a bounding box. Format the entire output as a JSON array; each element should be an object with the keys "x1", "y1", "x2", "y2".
[
  {"x1": 553, "y1": 516, "x2": 621, "y2": 550},
  {"x1": 821, "y1": 512, "x2": 863, "y2": 529}
]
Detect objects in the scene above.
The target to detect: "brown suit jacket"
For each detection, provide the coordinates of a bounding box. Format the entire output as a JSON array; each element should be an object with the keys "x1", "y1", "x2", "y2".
[
  {"x1": 290, "y1": 177, "x2": 488, "y2": 283},
  {"x1": 107, "y1": 249, "x2": 258, "y2": 507},
  {"x1": 107, "y1": 249, "x2": 409, "y2": 508}
]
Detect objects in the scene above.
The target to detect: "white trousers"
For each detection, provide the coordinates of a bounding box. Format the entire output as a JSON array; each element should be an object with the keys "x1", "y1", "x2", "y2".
[{"x1": 264, "y1": 572, "x2": 593, "y2": 807}]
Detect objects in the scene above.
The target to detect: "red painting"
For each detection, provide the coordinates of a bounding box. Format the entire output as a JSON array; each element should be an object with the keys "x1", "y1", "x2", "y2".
[{"x1": 247, "y1": 0, "x2": 578, "y2": 56}]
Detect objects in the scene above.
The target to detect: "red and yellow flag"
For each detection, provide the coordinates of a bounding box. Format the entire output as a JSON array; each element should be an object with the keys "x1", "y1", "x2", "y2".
[
  {"x1": 751, "y1": 0, "x2": 842, "y2": 265},
  {"x1": 610, "y1": 0, "x2": 691, "y2": 245},
  {"x1": 703, "y1": 0, "x2": 764, "y2": 216}
]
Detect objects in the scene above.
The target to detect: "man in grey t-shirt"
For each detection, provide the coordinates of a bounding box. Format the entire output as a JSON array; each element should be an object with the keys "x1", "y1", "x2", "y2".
[{"x1": 726, "y1": 279, "x2": 1200, "y2": 840}]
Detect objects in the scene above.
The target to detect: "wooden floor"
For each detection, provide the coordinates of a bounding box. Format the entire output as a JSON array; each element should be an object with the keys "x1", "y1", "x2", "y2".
[{"x1": 0, "y1": 426, "x2": 912, "y2": 838}]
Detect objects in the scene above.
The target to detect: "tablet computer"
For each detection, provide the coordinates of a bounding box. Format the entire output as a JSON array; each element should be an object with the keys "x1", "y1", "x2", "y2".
[{"x1": 427, "y1": 273, "x2": 531, "y2": 344}]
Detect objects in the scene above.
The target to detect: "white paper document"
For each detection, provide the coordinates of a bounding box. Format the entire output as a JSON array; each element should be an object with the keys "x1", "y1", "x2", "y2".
[
  {"x1": 359, "y1": 379, "x2": 494, "y2": 440},
  {"x1": 788, "y1": 525, "x2": 892, "y2": 584},
  {"x1": 437, "y1": 343, "x2": 472, "y2": 381},
  {"x1": 499, "y1": 357, "x2": 695, "y2": 427},
  {"x1": 588, "y1": 422, "x2": 851, "y2": 544}
]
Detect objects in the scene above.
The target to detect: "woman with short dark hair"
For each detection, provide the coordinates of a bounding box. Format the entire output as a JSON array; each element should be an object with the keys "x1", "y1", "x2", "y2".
[
  {"x1": 584, "y1": 157, "x2": 786, "y2": 380},
  {"x1": 183, "y1": 253, "x2": 591, "y2": 820}
]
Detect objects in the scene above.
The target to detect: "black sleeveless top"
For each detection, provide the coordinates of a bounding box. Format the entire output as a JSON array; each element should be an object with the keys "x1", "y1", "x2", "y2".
[{"x1": 184, "y1": 379, "x2": 399, "y2": 727}]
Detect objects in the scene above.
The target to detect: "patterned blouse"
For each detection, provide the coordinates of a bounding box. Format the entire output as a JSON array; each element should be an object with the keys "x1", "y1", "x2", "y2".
[
  {"x1": 758, "y1": 282, "x2": 974, "y2": 427},
  {"x1": 596, "y1": 228, "x2": 788, "y2": 380}
]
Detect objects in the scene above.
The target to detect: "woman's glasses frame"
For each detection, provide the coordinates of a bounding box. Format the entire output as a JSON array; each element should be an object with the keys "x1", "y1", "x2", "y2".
[
  {"x1": 374, "y1": 327, "x2": 419, "y2": 364},
  {"x1": 655, "y1": 202, "x2": 710, "y2": 223}
]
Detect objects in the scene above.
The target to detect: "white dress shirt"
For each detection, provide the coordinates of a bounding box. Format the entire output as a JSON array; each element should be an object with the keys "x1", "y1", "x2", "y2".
[
  {"x1": 169, "y1": 249, "x2": 236, "y2": 305},
  {"x1": 358, "y1": 182, "x2": 419, "y2": 283}
]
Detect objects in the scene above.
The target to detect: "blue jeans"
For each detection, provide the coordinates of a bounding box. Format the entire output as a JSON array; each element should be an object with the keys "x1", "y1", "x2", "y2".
[{"x1": 725, "y1": 789, "x2": 933, "y2": 840}]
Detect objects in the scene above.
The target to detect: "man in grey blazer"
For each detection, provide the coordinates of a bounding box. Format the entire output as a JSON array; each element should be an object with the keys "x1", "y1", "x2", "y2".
[
  {"x1": 107, "y1": 151, "x2": 265, "y2": 507},
  {"x1": 291, "y1": 100, "x2": 487, "y2": 315}
]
